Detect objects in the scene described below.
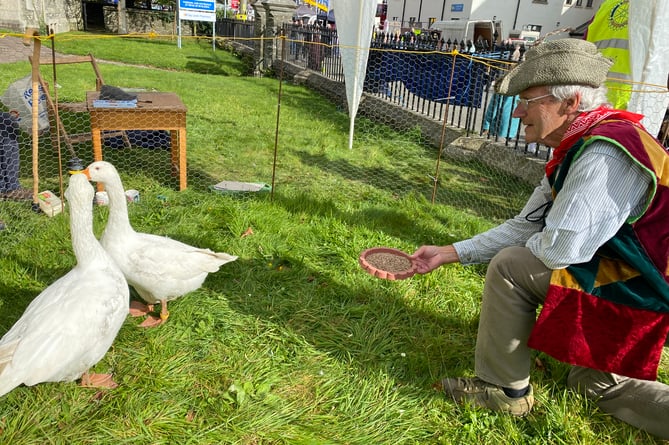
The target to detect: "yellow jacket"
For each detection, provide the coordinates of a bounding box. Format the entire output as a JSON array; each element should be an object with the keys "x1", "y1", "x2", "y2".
[{"x1": 586, "y1": 0, "x2": 632, "y2": 109}]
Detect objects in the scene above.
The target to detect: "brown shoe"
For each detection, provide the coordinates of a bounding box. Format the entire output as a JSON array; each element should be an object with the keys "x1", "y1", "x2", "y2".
[
  {"x1": 435, "y1": 377, "x2": 534, "y2": 417},
  {"x1": 0, "y1": 187, "x2": 33, "y2": 201}
]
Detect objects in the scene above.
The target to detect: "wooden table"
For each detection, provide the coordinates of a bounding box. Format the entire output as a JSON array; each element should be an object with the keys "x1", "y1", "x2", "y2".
[{"x1": 87, "y1": 91, "x2": 188, "y2": 190}]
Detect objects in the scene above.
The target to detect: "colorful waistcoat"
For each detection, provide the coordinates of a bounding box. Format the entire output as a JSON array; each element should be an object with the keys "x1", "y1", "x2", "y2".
[{"x1": 527, "y1": 119, "x2": 669, "y2": 380}]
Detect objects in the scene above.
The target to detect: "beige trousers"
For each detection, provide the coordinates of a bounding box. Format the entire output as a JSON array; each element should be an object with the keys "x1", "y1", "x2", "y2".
[{"x1": 473, "y1": 246, "x2": 669, "y2": 439}]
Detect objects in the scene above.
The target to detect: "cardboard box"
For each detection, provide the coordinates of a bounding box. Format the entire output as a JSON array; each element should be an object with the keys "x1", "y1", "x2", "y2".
[{"x1": 37, "y1": 190, "x2": 63, "y2": 217}]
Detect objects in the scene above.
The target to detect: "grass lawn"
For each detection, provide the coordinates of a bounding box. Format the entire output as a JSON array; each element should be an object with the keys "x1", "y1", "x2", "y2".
[{"x1": 0, "y1": 31, "x2": 666, "y2": 444}]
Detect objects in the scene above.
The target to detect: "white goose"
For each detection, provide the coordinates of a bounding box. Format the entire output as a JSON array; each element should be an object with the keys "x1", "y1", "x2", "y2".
[
  {"x1": 84, "y1": 161, "x2": 238, "y2": 327},
  {"x1": 0, "y1": 173, "x2": 129, "y2": 397}
]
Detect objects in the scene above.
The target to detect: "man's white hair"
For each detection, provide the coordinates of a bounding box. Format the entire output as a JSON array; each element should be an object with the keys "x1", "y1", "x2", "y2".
[{"x1": 549, "y1": 85, "x2": 611, "y2": 112}]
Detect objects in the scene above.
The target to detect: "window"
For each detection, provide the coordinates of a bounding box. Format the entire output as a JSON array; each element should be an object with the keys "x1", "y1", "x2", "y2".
[
  {"x1": 565, "y1": 0, "x2": 573, "y2": 4},
  {"x1": 575, "y1": 0, "x2": 583, "y2": 5},
  {"x1": 586, "y1": 0, "x2": 593, "y2": 6}
]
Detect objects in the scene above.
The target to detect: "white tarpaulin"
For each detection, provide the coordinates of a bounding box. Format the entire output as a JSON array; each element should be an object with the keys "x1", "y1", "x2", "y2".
[
  {"x1": 627, "y1": 0, "x2": 669, "y2": 136},
  {"x1": 333, "y1": 0, "x2": 377, "y2": 148}
]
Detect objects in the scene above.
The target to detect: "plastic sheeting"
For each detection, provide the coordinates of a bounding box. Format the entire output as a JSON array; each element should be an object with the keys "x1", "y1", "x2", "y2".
[
  {"x1": 627, "y1": 0, "x2": 669, "y2": 136},
  {"x1": 364, "y1": 52, "x2": 488, "y2": 107}
]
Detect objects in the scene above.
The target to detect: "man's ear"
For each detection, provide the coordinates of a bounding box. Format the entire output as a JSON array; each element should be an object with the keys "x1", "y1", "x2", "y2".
[{"x1": 561, "y1": 94, "x2": 581, "y2": 115}]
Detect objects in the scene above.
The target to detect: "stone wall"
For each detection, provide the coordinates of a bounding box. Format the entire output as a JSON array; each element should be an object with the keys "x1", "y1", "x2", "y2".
[
  {"x1": 102, "y1": 7, "x2": 194, "y2": 36},
  {"x1": 0, "y1": 0, "x2": 81, "y2": 33}
]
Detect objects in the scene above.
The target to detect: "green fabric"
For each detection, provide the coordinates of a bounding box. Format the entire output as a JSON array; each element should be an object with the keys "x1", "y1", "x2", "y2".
[{"x1": 549, "y1": 124, "x2": 669, "y2": 312}]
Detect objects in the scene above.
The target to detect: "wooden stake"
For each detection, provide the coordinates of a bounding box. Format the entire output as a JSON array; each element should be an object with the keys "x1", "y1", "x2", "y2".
[{"x1": 24, "y1": 29, "x2": 41, "y2": 208}]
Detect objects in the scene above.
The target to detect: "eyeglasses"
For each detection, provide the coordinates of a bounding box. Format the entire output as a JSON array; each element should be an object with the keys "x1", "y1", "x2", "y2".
[{"x1": 517, "y1": 94, "x2": 554, "y2": 109}]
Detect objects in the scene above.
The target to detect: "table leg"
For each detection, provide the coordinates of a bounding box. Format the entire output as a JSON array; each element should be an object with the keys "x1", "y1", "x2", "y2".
[
  {"x1": 92, "y1": 128, "x2": 103, "y2": 161},
  {"x1": 178, "y1": 128, "x2": 187, "y2": 190},
  {"x1": 170, "y1": 130, "x2": 178, "y2": 179},
  {"x1": 91, "y1": 128, "x2": 105, "y2": 192}
]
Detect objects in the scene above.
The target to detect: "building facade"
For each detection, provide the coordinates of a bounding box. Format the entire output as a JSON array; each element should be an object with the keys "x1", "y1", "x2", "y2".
[
  {"x1": 0, "y1": 0, "x2": 82, "y2": 33},
  {"x1": 385, "y1": 0, "x2": 604, "y2": 39}
]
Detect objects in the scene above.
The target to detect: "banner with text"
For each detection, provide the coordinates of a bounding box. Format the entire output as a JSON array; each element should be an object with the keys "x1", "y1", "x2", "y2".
[{"x1": 179, "y1": 0, "x2": 216, "y2": 22}]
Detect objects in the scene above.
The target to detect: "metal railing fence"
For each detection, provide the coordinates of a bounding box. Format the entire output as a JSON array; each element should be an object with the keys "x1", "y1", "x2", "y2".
[
  {"x1": 278, "y1": 23, "x2": 551, "y2": 159},
  {"x1": 215, "y1": 18, "x2": 554, "y2": 158}
]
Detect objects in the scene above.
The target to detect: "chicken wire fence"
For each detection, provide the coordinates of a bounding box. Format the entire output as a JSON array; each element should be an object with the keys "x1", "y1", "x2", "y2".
[
  {"x1": 1, "y1": 32, "x2": 668, "y2": 224},
  {"x1": 0, "y1": 53, "x2": 185, "y2": 200}
]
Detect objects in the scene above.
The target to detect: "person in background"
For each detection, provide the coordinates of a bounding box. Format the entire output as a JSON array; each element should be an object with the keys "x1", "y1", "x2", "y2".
[
  {"x1": 411, "y1": 38, "x2": 669, "y2": 439},
  {"x1": 481, "y1": 45, "x2": 522, "y2": 142},
  {"x1": 290, "y1": 18, "x2": 303, "y2": 60},
  {"x1": 585, "y1": 0, "x2": 631, "y2": 109},
  {"x1": 481, "y1": 94, "x2": 520, "y2": 141},
  {"x1": 0, "y1": 110, "x2": 31, "y2": 201}
]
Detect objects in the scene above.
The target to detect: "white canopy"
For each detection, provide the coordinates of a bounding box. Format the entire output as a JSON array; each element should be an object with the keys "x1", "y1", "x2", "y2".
[{"x1": 333, "y1": 0, "x2": 377, "y2": 148}]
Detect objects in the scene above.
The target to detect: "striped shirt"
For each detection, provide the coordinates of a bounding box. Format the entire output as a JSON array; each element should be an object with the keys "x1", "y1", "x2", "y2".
[{"x1": 453, "y1": 140, "x2": 653, "y2": 269}]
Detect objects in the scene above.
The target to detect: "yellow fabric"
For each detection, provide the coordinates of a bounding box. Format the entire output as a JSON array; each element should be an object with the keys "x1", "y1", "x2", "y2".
[
  {"x1": 548, "y1": 261, "x2": 641, "y2": 291},
  {"x1": 640, "y1": 127, "x2": 669, "y2": 186},
  {"x1": 595, "y1": 257, "x2": 641, "y2": 286},
  {"x1": 550, "y1": 268, "x2": 580, "y2": 289}
]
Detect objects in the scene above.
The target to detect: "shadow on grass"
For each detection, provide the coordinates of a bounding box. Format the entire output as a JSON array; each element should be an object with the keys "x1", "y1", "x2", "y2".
[
  {"x1": 207, "y1": 254, "x2": 481, "y2": 389},
  {"x1": 0, "y1": 285, "x2": 42, "y2": 332},
  {"x1": 0, "y1": 258, "x2": 73, "y2": 332},
  {"x1": 293, "y1": 149, "x2": 528, "y2": 222},
  {"x1": 270, "y1": 190, "x2": 445, "y2": 248},
  {"x1": 184, "y1": 54, "x2": 241, "y2": 76}
]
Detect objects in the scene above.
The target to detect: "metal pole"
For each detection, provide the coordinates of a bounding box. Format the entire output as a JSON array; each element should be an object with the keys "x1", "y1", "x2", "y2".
[
  {"x1": 270, "y1": 32, "x2": 287, "y2": 200},
  {"x1": 431, "y1": 50, "x2": 458, "y2": 204},
  {"x1": 177, "y1": 0, "x2": 182, "y2": 48},
  {"x1": 118, "y1": 0, "x2": 128, "y2": 34}
]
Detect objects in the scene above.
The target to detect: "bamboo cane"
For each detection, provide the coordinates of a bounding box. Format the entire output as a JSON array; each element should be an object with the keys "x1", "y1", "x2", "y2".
[{"x1": 24, "y1": 29, "x2": 41, "y2": 211}]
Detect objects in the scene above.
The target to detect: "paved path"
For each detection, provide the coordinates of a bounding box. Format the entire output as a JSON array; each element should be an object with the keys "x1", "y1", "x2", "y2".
[{"x1": 0, "y1": 34, "x2": 64, "y2": 64}]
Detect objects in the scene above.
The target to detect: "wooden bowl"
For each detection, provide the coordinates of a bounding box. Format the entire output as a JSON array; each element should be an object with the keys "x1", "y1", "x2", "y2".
[{"x1": 359, "y1": 247, "x2": 417, "y2": 280}]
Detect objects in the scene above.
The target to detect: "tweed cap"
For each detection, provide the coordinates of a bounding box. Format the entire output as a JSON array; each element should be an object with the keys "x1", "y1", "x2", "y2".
[{"x1": 495, "y1": 38, "x2": 613, "y2": 96}]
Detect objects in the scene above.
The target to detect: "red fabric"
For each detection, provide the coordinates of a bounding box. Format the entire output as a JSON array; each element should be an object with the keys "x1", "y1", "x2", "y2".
[
  {"x1": 545, "y1": 106, "x2": 645, "y2": 177},
  {"x1": 528, "y1": 286, "x2": 669, "y2": 380}
]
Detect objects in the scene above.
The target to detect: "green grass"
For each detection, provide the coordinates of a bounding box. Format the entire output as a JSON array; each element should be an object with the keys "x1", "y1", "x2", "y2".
[{"x1": 0, "y1": 32, "x2": 667, "y2": 444}]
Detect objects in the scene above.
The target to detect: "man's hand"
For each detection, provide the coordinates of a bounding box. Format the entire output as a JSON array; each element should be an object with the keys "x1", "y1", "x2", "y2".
[{"x1": 410, "y1": 245, "x2": 460, "y2": 274}]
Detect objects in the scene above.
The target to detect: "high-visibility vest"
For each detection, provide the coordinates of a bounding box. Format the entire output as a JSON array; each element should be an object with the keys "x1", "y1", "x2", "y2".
[{"x1": 585, "y1": 0, "x2": 632, "y2": 109}]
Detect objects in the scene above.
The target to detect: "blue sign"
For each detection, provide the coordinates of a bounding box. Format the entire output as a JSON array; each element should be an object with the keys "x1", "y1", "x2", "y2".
[
  {"x1": 451, "y1": 3, "x2": 464, "y2": 12},
  {"x1": 179, "y1": 0, "x2": 215, "y2": 22},
  {"x1": 179, "y1": 0, "x2": 215, "y2": 11}
]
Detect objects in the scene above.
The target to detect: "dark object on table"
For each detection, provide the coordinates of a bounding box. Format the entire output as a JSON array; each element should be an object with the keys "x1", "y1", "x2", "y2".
[{"x1": 99, "y1": 85, "x2": 137, "y2": 101}]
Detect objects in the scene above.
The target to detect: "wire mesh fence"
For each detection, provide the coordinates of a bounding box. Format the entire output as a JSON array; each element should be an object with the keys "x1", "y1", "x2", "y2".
[
  {"x1": 1, "y1": 59, "x2": 184, "y2": 205},
  {"x1": 282, "y1": 24, "x2": 558, "y2": 159},
  {"x1": 1, "y1": 31, "x2": 667, "y2": 225}
]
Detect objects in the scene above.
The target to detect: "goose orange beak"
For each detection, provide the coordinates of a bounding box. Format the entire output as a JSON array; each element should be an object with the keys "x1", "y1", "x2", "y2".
[{"x1": 78, "y1": 168, "x2": 91, "y2": 180}]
